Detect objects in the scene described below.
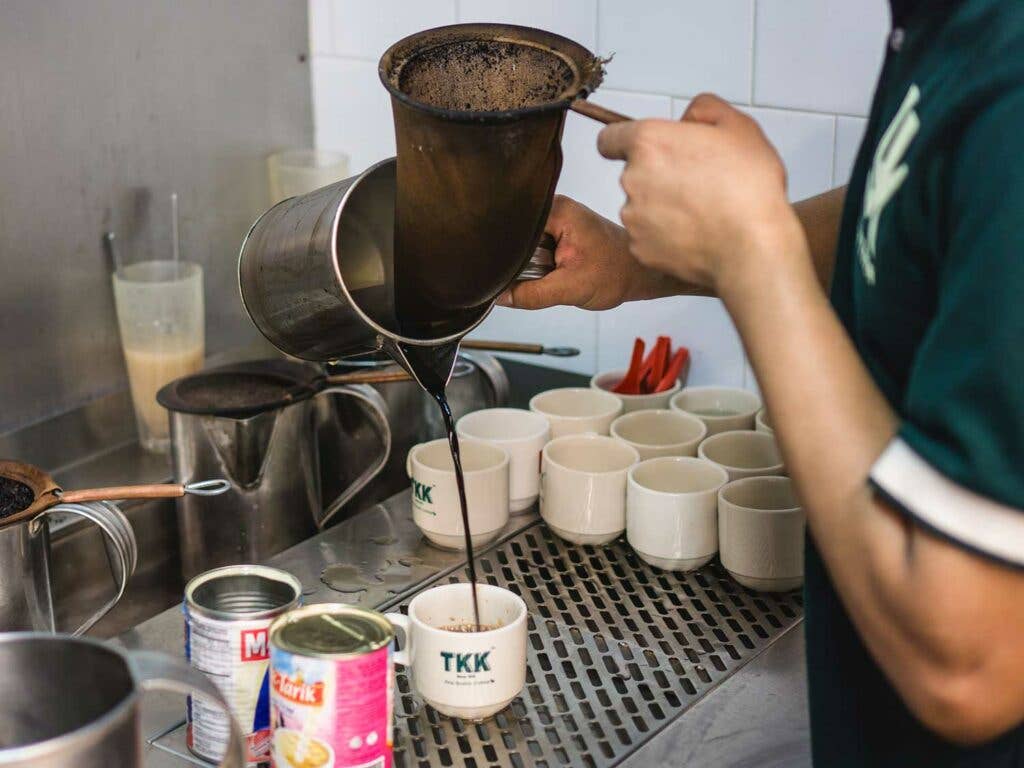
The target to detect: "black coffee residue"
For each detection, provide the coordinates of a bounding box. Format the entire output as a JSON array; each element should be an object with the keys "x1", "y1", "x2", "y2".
[
  {"x1": 0, "y1": 476, "x2": 34, "y2": 519},
  {"x1": 397, "y1": 39, "x2": 574, "y2": 112},
  {"x1": 173, "y1": 372, "x2": 296, "y2": 414}
]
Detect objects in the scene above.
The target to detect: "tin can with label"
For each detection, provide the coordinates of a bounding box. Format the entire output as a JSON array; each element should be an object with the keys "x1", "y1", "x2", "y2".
[
  {"x1": 269, "y1": 604, "x2": 395, "y2": 768},
  {"x1": 185, "y1": 564, "x2": 303, "y2": 765}
]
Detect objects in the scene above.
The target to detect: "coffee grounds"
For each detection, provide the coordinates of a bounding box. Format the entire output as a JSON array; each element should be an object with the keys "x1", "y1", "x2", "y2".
[
  {"x1": 173, "y1": 372, "x2": 296, "y2": 413},
  {"x1": 441, "y1": 623, "x2": 500, "y2": 633},
  {"x1": 397, "y1": 39, "x2": 574, "y2": 112},
  {"x1": 0, "y1": 476, "x2": 34, "y2": 519}
]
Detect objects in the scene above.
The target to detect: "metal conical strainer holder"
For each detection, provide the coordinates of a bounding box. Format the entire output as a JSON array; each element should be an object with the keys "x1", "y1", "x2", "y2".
[{"x1": 379, "y1": 24, "x2": 604, "y2": 337}]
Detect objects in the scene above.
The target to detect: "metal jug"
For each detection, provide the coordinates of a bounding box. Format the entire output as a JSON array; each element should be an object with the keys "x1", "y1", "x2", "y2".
[
  {"x1": 0, "y1": 500, "x2": 136, "y2": 635},
  {"x1": 0, "y1": 633, "x2": 243, "y2": 767},
  {"x1": 322, "y1": 350, "x2": 509, "y2": 509},
  {"x1": 158, "y1": 360, "x2": 391, "y2": 579},
  {"x1": 238, "y1": 158, "x2": 554, "y2": 389}
]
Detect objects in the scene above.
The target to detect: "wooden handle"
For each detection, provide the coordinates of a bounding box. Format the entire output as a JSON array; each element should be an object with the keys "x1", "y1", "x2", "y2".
[
  {"x1": 461, "y1": 339, "x2": 546, "y2": 354},
  {"x1": 325, "y1": 370, "x2": 413, "y2": 385},
  {"x1": 570, "y1": 99, "x2": 632, "y2": 125},
  {"x1": 60, "y1": 484, "x2": 186, "y2": 503}
]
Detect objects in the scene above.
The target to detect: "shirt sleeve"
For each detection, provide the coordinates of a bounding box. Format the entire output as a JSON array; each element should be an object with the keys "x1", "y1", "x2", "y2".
[{"x1": 868, "y1": 87, "x2": 1024, "y2": 569}]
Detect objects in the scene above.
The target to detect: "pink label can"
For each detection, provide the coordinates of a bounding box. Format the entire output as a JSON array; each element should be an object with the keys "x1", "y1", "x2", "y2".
[{"x1": 269, "y1": 604, "x2": 394, "y2": 768}]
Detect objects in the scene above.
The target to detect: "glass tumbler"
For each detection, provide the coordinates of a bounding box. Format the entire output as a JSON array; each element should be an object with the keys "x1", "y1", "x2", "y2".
[
  {"x1": 112, "y1": 261, "x2": 204, "y2": 452},
  {"x1": 267, "y1": 148, "x2": 350, "y2": 204}
]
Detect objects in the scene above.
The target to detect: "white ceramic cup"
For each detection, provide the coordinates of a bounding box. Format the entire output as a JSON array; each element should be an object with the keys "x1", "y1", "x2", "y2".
[
  {"x1": 385, "y1": 583, "x2": 528, "y2": 721},
  {"x1": 540, "y1": 434, "x2": 639, "y2": 545},
  {"x1": 456, "y1": 408, "x2": 550, "y2": 515},
  {"x1": 670, "y1": 386, "x2": 762, "y2": 436},
  {"x1": 406, "y1": 438, "x2": 510, "y2": 550},
  {"x1": 590, "y1": 369, "x2": 682, "y2": 413},
  {"x1": 755, "y1": 407, "x2": 773, "y2": 435},
  {"x1": 698, "y1": 430, "x2": 784, "y2": 481},
  {"x1": 529, "y1": 387, "x2": 623, "y2": 439},
  {"x1": 627, "y1": 457, "x2": 729, "y2": 572},
  {"x1": 610, "y1": 409, "x2": 707, "y2": 460},
  {"x1": 718, "y1": 476, "x2": 805, "y2": 592}
]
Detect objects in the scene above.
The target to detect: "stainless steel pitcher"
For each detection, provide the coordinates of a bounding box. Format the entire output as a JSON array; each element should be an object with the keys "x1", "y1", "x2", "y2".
[
  {"x1": 0, "y1": 500, "x2": 136, "y2": 635},
  {"x1": 237, "y1": 157, "x2": 552, "y2": 390},
  {"x1": 160, "y1": 360, "x2": 392, "y2": 579},
  {"x1": 0, "y1": 633, "x2": 243, "y2": 767}
]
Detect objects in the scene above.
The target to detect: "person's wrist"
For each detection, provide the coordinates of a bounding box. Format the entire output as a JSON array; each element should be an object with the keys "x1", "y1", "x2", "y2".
[{"x1": 715, "y1": 205, "x2": 810, "y2": 306}]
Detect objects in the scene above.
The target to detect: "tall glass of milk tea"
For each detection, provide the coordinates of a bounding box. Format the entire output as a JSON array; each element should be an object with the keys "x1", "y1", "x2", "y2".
[{"x1": 113, "y1": 261, "x2": 204, "y2": 452}]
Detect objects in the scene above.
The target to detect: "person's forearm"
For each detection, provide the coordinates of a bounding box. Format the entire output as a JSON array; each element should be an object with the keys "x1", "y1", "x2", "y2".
[
  {"x1": 720, "y1": 220, "x2": 1024, "y2": 743},
  {"x1": 791, "y1": 186, "x2": 846, "y2": 290}
]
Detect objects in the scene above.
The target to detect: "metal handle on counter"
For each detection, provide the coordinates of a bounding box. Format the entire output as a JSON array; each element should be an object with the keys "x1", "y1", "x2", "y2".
[
  {"x1": 30, "y1": 501, "x2": 138, "y2": 636},
  {"x1": 57, "y1": 479, "x2": 230, "y2": 504},
  {"x1": 129, "y1": 649, "x2": 246, "y2": 767},
  {"x1": 460, "y1": 340, "x2": 580, "y2": 358}
]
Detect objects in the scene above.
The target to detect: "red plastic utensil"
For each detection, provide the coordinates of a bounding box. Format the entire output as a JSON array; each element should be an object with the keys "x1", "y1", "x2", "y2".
[
  {"x1": 655, "y1": 347, "x2": 690, "y2": 393},
  {"x1": 636, "y1": 338, "x2": 663, "y2": 394},
  {"x1": 646, "y1": 336, "x2": 671, "y2": 394},
  {"x1": 613, "y1": 338, "x2": 646, "y2": 394}
]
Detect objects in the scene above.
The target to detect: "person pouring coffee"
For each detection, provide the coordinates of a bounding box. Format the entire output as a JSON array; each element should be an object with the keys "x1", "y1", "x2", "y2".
[{"x1": 500, "y1": 1, "x2": 1024, "y2": 764}]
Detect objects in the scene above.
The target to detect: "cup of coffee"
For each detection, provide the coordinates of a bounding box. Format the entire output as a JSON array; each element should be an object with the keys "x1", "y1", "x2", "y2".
[
  {"x1": 590, "y1": 369, "x2": 682, "y2": 413},
  {"x1": 406, "y1": 438, "x2": 509, "y2": 550},
  {"x1": 627, "y1": 457, "x2": 729, "y2": 571},
  {"x1": 697, "y1": 430, "x2": 784, "y2": 481},
  {"x1": 529, "y1": 387, "x2": 623, "y2": 439},
  {"x1": 670, "y1": 386, "x2": 761, "y2": 436},
  {"x1": 385, "y1": 583, "x2": 528, "y2": 721},
  {"x1": 540, "y1": 434, "x2": 639, "y2": 545},
  {"x1": 611, "y1": 409, "x2": 707, "y2": 460},
  {"x1": 456, "y1": 408, "x2": 550, "y2": 515},
  {"x1": 718, "y1": 476, "x2": 805, "y2": 592},
  {"x1": 755, "y1": 407, "x2": 773, "y2": 435}
]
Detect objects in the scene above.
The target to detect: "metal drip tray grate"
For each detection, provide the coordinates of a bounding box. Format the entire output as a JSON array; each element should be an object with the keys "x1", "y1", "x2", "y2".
[{"x1": 384, "y1": 522, "x2": 803, "y2": 768}]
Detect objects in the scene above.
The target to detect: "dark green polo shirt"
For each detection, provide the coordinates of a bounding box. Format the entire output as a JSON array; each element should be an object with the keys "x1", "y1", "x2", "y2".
[{"x1": 811, "y1": 0, "x2": 1024, "y2": 764}]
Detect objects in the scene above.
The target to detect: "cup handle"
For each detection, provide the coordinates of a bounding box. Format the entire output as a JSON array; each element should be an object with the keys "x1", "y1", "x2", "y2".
[
  {"x1": 30, "y1": 501, "x2": 138, "y2": 637},
  {"x1": 314, "y1": 384, "x2": 392, "y2": 529},
  {"x1": 384, "y1": 612, "x2": 411, "y2": 666},
  {"x1": 127, "y1": 649, "x2": 246, "y2": 767},
  {"x1": 405, "y1": 446, "x2": 418, "y2": 480}
]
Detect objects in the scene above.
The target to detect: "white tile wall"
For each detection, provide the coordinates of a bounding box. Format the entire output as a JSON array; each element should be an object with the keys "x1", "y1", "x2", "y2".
[
  {"x1": 834, "y1": 116, "x2": 869, "y2": 186},
  {"x1": 309, "y1": 0, "x2": 891, "y2": 387},
  {"x1": 753, "y1": 0, "x2": 889, "y2": 116}
]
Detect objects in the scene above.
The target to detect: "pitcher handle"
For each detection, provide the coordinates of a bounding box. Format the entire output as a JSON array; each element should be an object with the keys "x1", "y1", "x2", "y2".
[
  {"x1": 30, "y1": 501, "x2": 138, "y2": 637},
  {"x1": 128, "y1": 649, "x2": 246, "y2": 768},
  {"x1": 315, "y1": 383, "x2": 392, "y2": 529}
]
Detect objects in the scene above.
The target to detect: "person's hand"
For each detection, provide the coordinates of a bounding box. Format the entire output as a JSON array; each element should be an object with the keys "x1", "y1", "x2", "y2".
[
  {"x1": 499, "y1": 195, "x2": 688, "y2": 310},
  {"x1": 597, "y1": 93, "x2": 804, "y2": 296}
]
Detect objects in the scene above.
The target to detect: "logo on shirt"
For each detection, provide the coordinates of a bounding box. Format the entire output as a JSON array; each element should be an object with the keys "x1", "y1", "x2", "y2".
[{"x1": 856, "y1": 84, "x2": 920, "y2": 285}]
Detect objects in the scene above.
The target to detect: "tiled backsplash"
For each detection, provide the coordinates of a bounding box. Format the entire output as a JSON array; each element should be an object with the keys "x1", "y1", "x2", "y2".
[{"x1": 309, "y1": 0, "x2": 890, "y2": 385}]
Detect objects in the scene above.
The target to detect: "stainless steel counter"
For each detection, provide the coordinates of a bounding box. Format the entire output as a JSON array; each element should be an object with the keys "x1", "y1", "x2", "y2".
[{"x1": 117, "y1": 488, "x2": 811, "y2": 768}]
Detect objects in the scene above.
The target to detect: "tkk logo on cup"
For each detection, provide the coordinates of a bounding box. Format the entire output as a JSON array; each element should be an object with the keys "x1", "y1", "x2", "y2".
[
  {"x1": 411, "y1": 479, "x2": 435, "y2": 512},
  {"x1": 441, "y1": 651, "x2": 491, "y2": 673}
]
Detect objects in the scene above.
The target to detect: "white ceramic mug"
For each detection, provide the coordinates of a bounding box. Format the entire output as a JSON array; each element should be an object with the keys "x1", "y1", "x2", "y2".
[
  {"x1": 540, "y1": 434, "x2": 639, "y2": 545},
  {"x1": 627, "y1": 457, "x2": 729, "y2": 572},
  {"x1": 406, "y1": 438, "x2": 509, "y2": 550},
  {"x1": 456, "y1": 408, "x2": 550, "y2": 515},
  {"x1": 385, "y1": 583, "x2": 528, "y2": 721},
  {"x1": 611, "y1": 409, "x2": 707, "y2": 460},
  {"x1": 670, "y1": 386, "x2": 762, "y2": 436},
  {"x1": 590, "y1": 369, "x2": 682, "y2": 413},
  {"x1": 755, "y1": 407, "x2": 773, "y2": 435},
  {"x1": 698, "y1": 430, "x2": 784, "y2": 481},
  {"x1": 718, "y1": 476, "x2": 805, "y2": 592},
  {"x1": 529, "y1": 387, "x2": 623, "y2": 438}
]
